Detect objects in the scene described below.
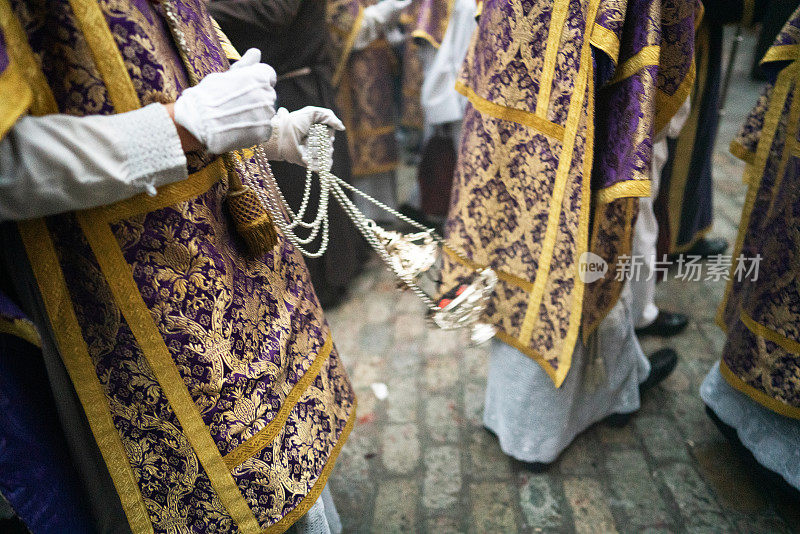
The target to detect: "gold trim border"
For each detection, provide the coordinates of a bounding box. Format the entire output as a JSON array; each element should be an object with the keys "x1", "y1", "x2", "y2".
[
  {"x1": 455, "y1": 80, "x2": 566, "y2": 140},
  {"x1": 761, "y1": 44, "x2": 800, "y2": 66},
  {"x1": 719, "y1": 359, "x2": 800, "y2": 420},
  {"x1": 610, "y1": 45, "x2": 661, "y2": 85},
  {"x1": 729, "y1": 140, "x2": 756, "y2": 165},
  {"x1": 332, "y1": 6, "x2": 365, "y2": 87},
  {"x1": 262, "y1": 400, "x2": 357, "y2": 534},
  {"x1": 18, "y1": 219, "x2": 156, "y2": 534},
  {"x1": 0, "y1": 317, "x2": 42, "y2": 347},
  {"x1": 223, "y1": 335, "x2": 334, "y2": 468},
  {"x1": 741, "y1": 309, "x2": 800, "y2": 357},
  {"x1": 595, "y1": 179, "x2": 651, "y2": 204},
  {"x1": 536, "y1": 1, "x2": 570, "y2": 115},
  {"x1": 590, "y1": 24, "x2": 620, "y2": 65},
  {"x1": 0, "y1": 61, "x2": 32, "y2": 139}
]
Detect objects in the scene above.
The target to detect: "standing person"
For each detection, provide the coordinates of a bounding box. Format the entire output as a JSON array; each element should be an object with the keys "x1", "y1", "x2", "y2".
[
  {"x1": 442, "y1": 0, "x2": 699, "y2": 465},
  {"x1": 209, "y1": 0, "x2": 367, "y2": 309},
  {"x1": 0, "y1": 2, "x2": 355, "y2": 532},
  {"x1": 328, "y1": 0, "x2": 410, "y2": 224},
  {"x1": 702, "y1": 9, "x2": 800, "y2": 494}
]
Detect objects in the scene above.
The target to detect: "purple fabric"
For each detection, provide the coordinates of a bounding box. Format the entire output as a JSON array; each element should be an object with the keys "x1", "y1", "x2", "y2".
[{"x1": 0, "y1": 31, "x2": 9, "y2": 74}]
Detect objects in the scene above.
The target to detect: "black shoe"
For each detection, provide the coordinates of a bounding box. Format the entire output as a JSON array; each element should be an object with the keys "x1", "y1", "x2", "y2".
[
  {"x1": 602, "y1": 348, "x2": 678, "y2": 427},
  {"x1": 0, "y1": 517, "x2": 29, "y2": 534},
  {"x1": 639, "y1": 348, "x2": 678, "y2": 393},
  {"x1": 705, "y1": 406, "x2": 800, "y2": 501},
  {"x1": 635, "y1": 311, "x2": 689, "y2": 338},
  {"x1": 687, "y1": 237, "x2": 729, "y2": 258}
]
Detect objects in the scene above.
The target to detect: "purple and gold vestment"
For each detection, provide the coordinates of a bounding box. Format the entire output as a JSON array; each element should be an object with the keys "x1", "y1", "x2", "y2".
[
  {"x1": 717, "y1": 9, "x2": 800, "y2": 419},
  {"x1": 328, "y1": 0, "x2": 399, "y2": 176},
  {"x1": 443, "y1": 0, "x2": 700, "y2": 386},
  {"x1": 0, "y1": 1, "x2": 355, "y2": 532}
]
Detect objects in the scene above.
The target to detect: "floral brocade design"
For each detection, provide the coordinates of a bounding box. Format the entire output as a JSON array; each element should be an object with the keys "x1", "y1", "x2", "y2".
[
  {"x1": 717, "y1": 17, "x2": 800, "y2": 415},
  {"x1": 445, "y1": 0, "x2": 699, "y2": 384},
  {"x1": 4, "y1": 0, "x2": 355, "y2": 530}
]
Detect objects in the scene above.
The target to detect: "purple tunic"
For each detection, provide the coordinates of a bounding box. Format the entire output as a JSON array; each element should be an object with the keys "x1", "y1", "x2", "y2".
[{"x1": 0, "y1": 0, "x2": 355, "y2": 532}]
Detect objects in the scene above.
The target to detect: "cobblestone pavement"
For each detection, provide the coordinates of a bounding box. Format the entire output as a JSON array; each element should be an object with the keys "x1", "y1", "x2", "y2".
[{"x1": 326, "y1": 30, "x2": 800, "y2": 533}]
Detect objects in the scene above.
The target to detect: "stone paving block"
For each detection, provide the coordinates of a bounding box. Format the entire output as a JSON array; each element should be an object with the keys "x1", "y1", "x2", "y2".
[
  {"x1": 425, "y1": 515, "x2": 465, "y2": 533},
  {"x1": 382, "y1": 424, "x2": 421, "y2": 474},
  {"x1": 470, "y1": 482, "x2": 518, "y2": 533},
  {"x1": 394, "y1": 313, "x2": 428, "y2": 341},
  {"x1": 462, "y1": 346, "x2": 490, "y2": 382},
  {"x1": 385, "y1": 374, "x2": 420, "y2": 424},
  {"x1": 463, "y1": 380, "x2": 486, "y2": 426},
  {"x1": 423, "y1": 446, "x2": 462, "y2": 511},
  {"x1": 359, "y1": 322, "x2": 394, "y2": 356},
  {"x1": 518, "y1": 474, "x2": 564, "y2": 531},
  {"x1": 468, "y1": 429, "x2": 511, "y2": 480},
  {"x1": 425, "y1": 396, "x2": 462, "y2": 443},
  {"x1": 424, "y1": 327, "x2": 465, "y2": 357},
  {"x1": 387, "y1": 340, "x2": 423, "y2": 377},
  {"x1": 657, "y1": 462, "x2": 735, "y2": 532},
  {"x1": 562, "y1": 477, "x2": 617, "y2": 534},
  {"x1": 634, "y1": 415, "x2": 690, "y2": 463},
  {"x1": 605, "y1": 449, "x2": 672, "y2": 531},
  {"x1": 558, "y1": 431, "x2": 602, "y2": 476},
  {"x1": 372, "y1": 479, "x2": 418, "y2": 533},
  {"x1": 595, "y1": 423, "x2": 639, "y2": 448},
  {"x1": 424, "y1": 355, "x2": 461, "y2": 394}
]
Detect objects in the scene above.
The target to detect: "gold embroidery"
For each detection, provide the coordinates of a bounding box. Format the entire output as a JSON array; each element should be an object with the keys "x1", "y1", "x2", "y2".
[
  {"x1": 68, "y1": 0, "x2": 140, "y2": 112},
  {"x1": 0, "y1": 0, "x2": 58, "y2": 116},
  {"x1": 0, "y1": 61, "x2": 31, "y2": 138},
  {"x1": 761, "y1": 44, "x2": 800, "y2": 66},
  {"x1": 260, "y1": 401, "x2": 357, "y2": 534},
  {"x1": 609, "y1": 44, "x2": 660, "y2": 84},
  {"x1": 535, "y1": 0, "x2": 570, "y2": 115},
  {"x1": 18, "y1": 220, "x2": 155, "y2": 534},
  {"x1": 211, "y1": 17, "x2": 241, "y2": 61},
  {"x1": 519, "y1": 0, "x2": 602, "y2": 350},
  {"x1": 223, "y1": 336, "x2": 333, "y2": 469},
  {"x1": 730, "y1": 140, "x2": 756, "y2": 164},
  {"x1": 590, "y1": 24, "x2": 620, "y2": 65},
  {"x1": 0, "y1": 317, "x2": 41, "y2": 347},
  {"x1": 717, "y1": 61, "x2": 799, "y2": 329},
  {"x1": 595, "y1": 180, "x2": 652, "y2": 204},
  {"x1": 455, "y1": 80, "x2": 566, "y2": 140},
  {"x1": 719, "y1": 359, "x2": 800, "y2": 419},
  {"x1": 332, "y1": 5, "x2": 365, "y2": 86}
]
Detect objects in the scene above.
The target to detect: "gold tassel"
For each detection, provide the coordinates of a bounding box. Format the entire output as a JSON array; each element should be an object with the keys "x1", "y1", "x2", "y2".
[{"x1": 223, "y1": 154, "x2": 278, "y2": 256}]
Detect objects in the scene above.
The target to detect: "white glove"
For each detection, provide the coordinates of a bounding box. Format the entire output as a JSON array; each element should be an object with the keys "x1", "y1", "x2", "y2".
[
  {"x1": 173, "y1": 48, "x2": 277, "y2": 154},
  {"x1": 354, "y1": 0, "x2": 412, "y2": 50},
  {"x1": 262, "y1": 107, "x2": 345, "y2": 171}
]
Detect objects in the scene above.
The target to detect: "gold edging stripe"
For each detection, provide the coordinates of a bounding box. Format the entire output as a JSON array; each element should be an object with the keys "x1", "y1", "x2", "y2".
[
  {"x1": 211, "y1": 17, "x2": 241, "y2": 62},
  {"x1": 262, "y1": 400, "x2": 357, "y2": 534},
  {"x1": 519, "y1": 0, "x2": 601, "y2": 346},
  {"x1": 443, "y1": 246, "x2": 534, "y2": 291},
  {"x1": 67, "y1": 0, "x2": 140, "y2": 112},
  {"x1": 224, "y1": 336, "x2": 334, "y2": 468},
  {"x1": 332, "y1": 5, "x2": 365, "y2": 87},
  {"x1": 455, "y1": 80, "x2": 565, "y2": 140},
  {"x1": 669, "y1": 224, "x2": 711, "y2": 254},
  {"x1": 719, "y1": 359, "x2": 800, "y2": 420},
  {"x1": 761, "y1": 44, "x2": 800, "y2": 66},
  {"x1": 495, "y1": 330, "x2": 562, "y2": 384},
  {"x1": 595, "y1": 179, "x2": 651, "y2": 204},
  {"x1": 1, "y1": 2, "x2": 155, "y2": 529},
  {"x1": 655, "y1": 59, "x2": 695, "y2": 134},
  {"x1": 411, "y1": 29, "x2": 442, "y2": 49},
  {"x1": 18, "y1": 220, "x2": 155, "y2": 534},
  {"x1": 610, "y1": 45, "x2": 660, "y2": 85},
  {"x1": 0, "y1": 61, "x2": 32, "y2": 139},
  {"x1": 741, "y1": 310, "x2": 800, "y2": 357},
  {"x1": 590, "y1": 24, "x2": 620, "y2": 65},
  {"x1": 76, "y1": 214, "x2": 261, "y2": 533},
  {"x1": 716, "y1": 61, "x2": 799, "y2": 328},
  {"x1": 729, "y1": 140, "x2": 756, "y2": 165},
  {"x1": 536, "y1": 1, "x2": 570, "y2": 115},
  {"x1": 0, "y1": 317, "x2": 42, "y2": 347},
  {"x1": 0, "y1": 0, "x2": 58, "y2": 118},
  {"x1": 99, "y1": 159, "x2": 225, "y2": 222}
]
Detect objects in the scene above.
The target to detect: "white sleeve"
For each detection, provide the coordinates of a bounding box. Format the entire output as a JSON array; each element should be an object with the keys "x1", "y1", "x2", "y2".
[
  {"x1": 0, "y1": 103, "x2": 188, "y2": 221},
  {"x1": 420, "y1": 0, "x2": 477, "y2": 126}
]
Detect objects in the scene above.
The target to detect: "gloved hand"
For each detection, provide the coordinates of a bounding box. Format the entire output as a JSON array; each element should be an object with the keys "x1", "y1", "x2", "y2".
[
  {"x1": 173, "y1": 48, "x2": 277, "y2": 154},
  {"x1": 262, "y1": 107, "x2": 345, "y2": 171},
  {"x1": 353, "y1": 0, "x2": 413, "y2": 50}
]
